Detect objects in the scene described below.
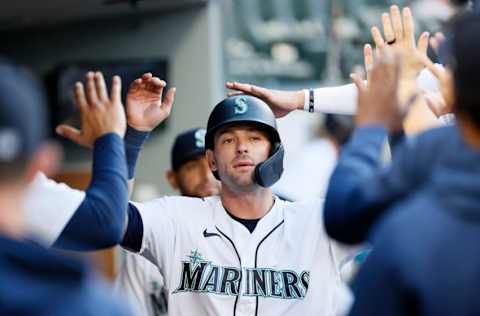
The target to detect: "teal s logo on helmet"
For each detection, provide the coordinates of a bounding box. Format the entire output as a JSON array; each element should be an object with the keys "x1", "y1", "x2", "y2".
[
  {"x1": 194, "y1": 129, "x2": 206, "y2": 148},
  {"x1": 233, "y1": 96, "x2": 248, "y2": 114}
]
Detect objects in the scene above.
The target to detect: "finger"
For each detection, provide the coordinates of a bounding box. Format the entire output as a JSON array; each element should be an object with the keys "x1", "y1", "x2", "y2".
[
  {"x1": 350, "y1": 73, "x2": 366, "y2": 92},
  {"x1": 110, "y1": 75, "x2": 122, "y2": 105},
  {"x1": 55, "y1": 125, "x2": 82, "y2": 144},
  {"x1": 142, "y1": 73, "x2": 153, "y2": 81},
  {"x1": 401, "y1": 92, "x2": 420, "y2": 116},
  {"x1": 162, "y1": 87, "x2": 176, "y2": 113},
  {"x1": 226, "y1": 91, "x2": 245, "y2": 97},
  {"x1": 226, "y1": 82, "x2": 268, "y2": 99},
  {"x1": 419, "y1": 54, "x2": 443, "y2": 79},
  {"x1": 364, "y1": 44, "x2": 374, "y2": 83},
  {"x1": 417, "y1": 32, "x2": 430, "y2": 56},
  {"x1": 429, "y1": 37, "x2": 440, "y2": 54},
  {"x1": 435, "y1": 32, "x2": 446, "y2": 43},
  {"x1": 94, "y1": 72, "x2": 109, "y2": 102},
  {"x1": 148, "y1": 77, "x2": 166, "y2": 95},
  {"x1": 73, "y1": 82, "x2": 88, "y2": 111},
  {"x1": 402, "y1": 7, "x2": 415, "y2": 48},
  {"x1": 371, "y1": 26, "x2": 386, "y2": 51},
  {"x1": 390, "y1": 5, "x2": 404, "y2": 45},
  {"x1": 130, "y1": 78, "x2": 142, "y2": 90},
  {"x1": 424, "y1": 94, "x2": 441, "y2": 117},
  {"x1": 381, "y1": 13, "x2": 395, "y2": 42},
  {"x1": 85, "y1": 71, "x2": 99, "y2": 106},
  {"x1": 249, "y1": 85, "x2": 270, "y2": 99}
]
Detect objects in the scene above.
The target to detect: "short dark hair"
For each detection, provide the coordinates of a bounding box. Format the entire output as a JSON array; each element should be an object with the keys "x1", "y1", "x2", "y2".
[{"x1": 450, "y1": 13, "x2": 480, "y2": 127}]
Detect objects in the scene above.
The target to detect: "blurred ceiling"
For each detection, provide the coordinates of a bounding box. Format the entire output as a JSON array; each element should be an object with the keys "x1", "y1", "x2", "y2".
[{"x1": 0, "y1": 0, "x2": 208, "y2": 31}]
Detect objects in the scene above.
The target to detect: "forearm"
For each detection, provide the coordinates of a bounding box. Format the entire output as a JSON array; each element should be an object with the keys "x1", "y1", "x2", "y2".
[
  {"x1": 302, "y1": 84, "x2": 358, "y2": 115},
  {"x1": 124, "y1": 126, "x2": 150, "y2": 198},
  {"x1": 54, "y1": 133, "x2": 128, "y2": 250},
  {"x1": 324, "y1": 126, "x2": 387, "y2": 244}
]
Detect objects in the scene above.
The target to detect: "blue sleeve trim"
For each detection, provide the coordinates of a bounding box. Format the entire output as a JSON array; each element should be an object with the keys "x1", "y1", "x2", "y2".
[
  {"x1": 53, "y1": 133, "x2": 128, "y2": 250},
  {"x1": 121, "y1": 203, "x2": 144, "y2": 252},
  {"x1": 124, "y1": 126, "x2": 150, "y2": 179}
]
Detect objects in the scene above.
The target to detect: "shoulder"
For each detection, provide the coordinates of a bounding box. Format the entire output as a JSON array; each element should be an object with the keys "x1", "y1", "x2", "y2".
[
  {"x1": 282, "y1": 197, "x2": 325, "y2": 221},
  {"x1": 131, "y1": 195, "x2": 217, "y2": 222},
  {"x1": 26, "y1": 172, "x2": 85, "y2": 199}
]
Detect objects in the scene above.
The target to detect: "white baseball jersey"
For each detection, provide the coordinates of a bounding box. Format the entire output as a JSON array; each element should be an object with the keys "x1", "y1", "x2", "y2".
[
  {"x1": 23, "y1": 172, "x2": 85, "y2": 246},
  {"x1": 131, "y1": 195, "x2": 353, "y2": 316},
  {"x1": 114, "y1": 250, "x2": 168, "y2": 316}
]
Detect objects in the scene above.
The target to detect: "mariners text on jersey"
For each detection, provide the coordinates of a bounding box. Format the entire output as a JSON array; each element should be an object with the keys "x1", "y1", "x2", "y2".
[{"x1": 174, "y1": 250, "x2": 310, "y2": 299}]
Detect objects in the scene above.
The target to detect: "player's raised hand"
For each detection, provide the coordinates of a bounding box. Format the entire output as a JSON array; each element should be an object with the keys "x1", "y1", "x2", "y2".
[
  {"x1": 351, "y1": 48, "x2": 405, "y2": 132},
  {"x1": 56, "y1": 71, "x2": 126, "y2": 148},
  {"x1": 370, "y1": 5, "x2": 429, "y2": 79},
  {"x1": 225, "y1": 81, "x2": 304, "y2": 118},
  {"x1": 420, "y1": 54, "x2": 454, "y2": 116},
  {"x1": 126, "y1": 73, "x2": 175, "y2": 132}
]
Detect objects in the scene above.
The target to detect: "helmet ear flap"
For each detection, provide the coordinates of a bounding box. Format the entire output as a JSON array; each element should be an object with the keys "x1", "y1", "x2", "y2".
[{"x1": 254, "y1": 143, "x2": 284, "y2": 187}]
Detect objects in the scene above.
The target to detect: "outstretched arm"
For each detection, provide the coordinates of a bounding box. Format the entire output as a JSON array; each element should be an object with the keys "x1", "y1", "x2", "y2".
[
  {"x1": 124, "y1": 73, "x2": 176, "y2": 197},
  {"x1": 53, "y1": 72, "x2": 129, "y2": 250}
]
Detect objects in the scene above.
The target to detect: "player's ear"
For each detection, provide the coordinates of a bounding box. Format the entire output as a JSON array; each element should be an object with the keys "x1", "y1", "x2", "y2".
[
  {"x1": 166, "y1": 170, "x2": 179, "y2": 190},
  {"x1": 24, "y1": 142, "x2": 62, "y2": 183},
  {"x1": 206, "y1": 149, "x2": 217, "y2": 173}
]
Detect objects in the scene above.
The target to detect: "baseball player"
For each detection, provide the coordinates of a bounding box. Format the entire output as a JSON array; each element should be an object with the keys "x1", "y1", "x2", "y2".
[
  {"x1": 0, "y1": 61, "x2": 132, "y2": 316},
  {"x1": 55, "y1": 92, "x2": 354, "y2": 316},
  {"x1": 114, "y1": 127, "x2": 221, "y2": 316},
  {"x1": 23, "y1": 72, "x2": 175, "y2": 250},
  {"x1": 328, "y1": 13, "x2": 480, "y2": 315}
]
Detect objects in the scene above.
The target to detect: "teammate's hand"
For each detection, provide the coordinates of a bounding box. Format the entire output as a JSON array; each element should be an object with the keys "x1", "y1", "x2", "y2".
[
  {"x1": 420, "y1": 54, "x2": 454, "y2": 116},
  {"x1": 126, "y1": 73, "x2": 175, "y2": 132},
  {"x1": 351, "y1": 49, "x2": 406, "y2": 132},
  {"x1": 423, "y1": 90, "x2": 450, "y2": 117},
  {"x1": 56, "y1": 71, "x2": 126, "y2": 148},
  {"x1": 225, "y1": 82, "x2": 304, "y2": 118},
  {"x1": 370, "y1": 6, "x2": 429, "y2": 80}
]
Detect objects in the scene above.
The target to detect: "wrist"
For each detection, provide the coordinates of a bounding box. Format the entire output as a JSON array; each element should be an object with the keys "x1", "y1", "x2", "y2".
[
  {"x1": 301, "y1": 89, "x2": 315, "y2": 112},
  {"x1": 296, "y1": 90, "x2": 306, "y2": 111},
  {"x1": 124, "y1": 126, "x2": 149, "y2": 180},
  {"x1": 126, "y1": 123, "x2": 153, "y2": 132}
]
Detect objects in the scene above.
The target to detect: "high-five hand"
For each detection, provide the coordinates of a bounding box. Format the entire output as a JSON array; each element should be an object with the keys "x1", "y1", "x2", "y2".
[
  {"x1": 225, "y1": 81, "x2": 304, "y2": 118},
  {"x1": 56, "y1": 71, "x2": 126, "y2": 148},
  {"x1": 126, "y1": 73, "x2": 176, "y2": 132}
]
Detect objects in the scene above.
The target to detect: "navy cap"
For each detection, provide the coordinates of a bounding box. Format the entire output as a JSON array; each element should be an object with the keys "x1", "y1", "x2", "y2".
[
  {"x1": 171, "y1": 128, "x2": 206, "y2": 170},
  {"x1": 0, "y1": 61, "x2": 48, "y2": 163}
]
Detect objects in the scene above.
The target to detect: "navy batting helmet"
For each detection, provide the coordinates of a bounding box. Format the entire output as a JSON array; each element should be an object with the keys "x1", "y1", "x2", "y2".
[{"x1": 205, "y1": 95, "x2": 284, "y2": 187}]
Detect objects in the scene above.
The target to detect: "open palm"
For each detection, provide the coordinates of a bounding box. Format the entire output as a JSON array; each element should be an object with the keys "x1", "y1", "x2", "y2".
[
  {"x1": 126, "y1": 73, "x2": 175, "y2": 132},
  {"x1": 225, "y1": 82, "x2": 304, "y2": 118}
]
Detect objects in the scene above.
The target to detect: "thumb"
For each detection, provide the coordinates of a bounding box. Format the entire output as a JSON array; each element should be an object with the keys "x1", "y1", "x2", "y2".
[
  {"x1": 162, "y1": 87, "x2": 176, "y2": 113},
  {"x1": 350, "y1": 73, "x2": 366, "y2": 92},
  {"x1": 56, "y1": 125, "x2": 84, "y2": 146}
]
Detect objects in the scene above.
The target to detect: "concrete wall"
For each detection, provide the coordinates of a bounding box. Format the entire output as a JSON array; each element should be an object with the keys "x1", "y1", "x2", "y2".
[{"x1": 1, "y1": 2, "x2": 224, "y2": 195}]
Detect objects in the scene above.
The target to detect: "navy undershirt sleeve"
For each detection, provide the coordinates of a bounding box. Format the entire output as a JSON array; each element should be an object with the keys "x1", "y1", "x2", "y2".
[
  {"x1": 120, "y1": 203, "x2": 144, "y2": 252},
  {"x1": 53, "y1": 133, "x2": 128, "y2": 250},
  {"x1": 324, "y1": 126, "x2": 388, "y2": 244},
  {"x1": 324, "y1": 126, "x2": 427, "y2": 244},
  {"x1": 124, "y1": 126, "x2": 149, "y2": 179}
]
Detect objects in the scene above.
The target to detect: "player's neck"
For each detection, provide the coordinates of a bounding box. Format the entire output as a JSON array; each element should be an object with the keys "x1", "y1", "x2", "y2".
[
  {"x1": 220, "y1": 187, "x2": 274, "y2": 220},
  {"x1": 0, "y1": 185, "x2": 26, "y2": 239}
]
